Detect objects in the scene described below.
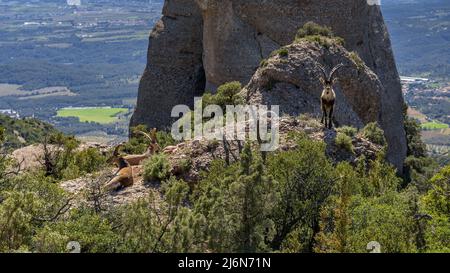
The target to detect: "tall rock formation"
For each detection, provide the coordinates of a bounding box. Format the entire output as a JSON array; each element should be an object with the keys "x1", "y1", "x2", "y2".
[
  {"x1": 131, "y1": 0, "x2": 407, "y2": 171},
  {"x1": 131, "y1": 0, "x2": 204, "y2": 129}
]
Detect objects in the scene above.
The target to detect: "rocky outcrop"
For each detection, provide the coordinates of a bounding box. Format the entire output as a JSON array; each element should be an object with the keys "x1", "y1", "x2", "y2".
[
  {"x1": 131, "y1": 0, "x2": 205, "y2": 130},
  {"x1": 132, "y1": 0, "x2": 406, "y2": 171},
  {"x1": 245, "y1": 41, "x2": 384, "y2": 129},
  {"x1": 63, "y1": 115, "x2": 383, "y2": 207}
]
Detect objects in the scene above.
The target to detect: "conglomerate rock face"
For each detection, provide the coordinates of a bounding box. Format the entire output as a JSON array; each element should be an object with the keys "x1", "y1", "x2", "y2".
[
  {"x1": 131, "y1": 0, "x2": 205, "y2": 130},
  {"x1": 244, "y1": 41, "x2": 383, "y2": 130},
  {"x1": 131, "y1": 0, "x2": 407, "y2": 171}
]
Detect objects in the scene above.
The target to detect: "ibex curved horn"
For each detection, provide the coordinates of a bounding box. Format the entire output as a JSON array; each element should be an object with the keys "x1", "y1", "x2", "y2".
[
  {"x1": 317, "y1": 63, "x2": 328, "y2": 80},
  {"x1": 135, "y1": 130, "x2": 152, "y2": 141},
  {"x1": 113, "y1": 143, "x2": 124, "y2": 157},
  {"x1": 135, "y1": 128, "x2": 158, "y2": 144},
  {"x1": 328, "y1": 63, "x2": 345, "y2": 82}
]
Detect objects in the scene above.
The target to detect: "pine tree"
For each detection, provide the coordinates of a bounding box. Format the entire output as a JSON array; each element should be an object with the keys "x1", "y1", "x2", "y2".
[{"x1": 193, "y1": 143, "x2": 275, "y2": 253}]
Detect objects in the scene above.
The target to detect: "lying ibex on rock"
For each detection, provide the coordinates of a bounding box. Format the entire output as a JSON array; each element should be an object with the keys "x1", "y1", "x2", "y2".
[
  {"x1": 105, "y1": 145, "x2": 133, "y2": 191},
  {"x1": 318, "y1": 63, "x2": 345, "y2": 129}
]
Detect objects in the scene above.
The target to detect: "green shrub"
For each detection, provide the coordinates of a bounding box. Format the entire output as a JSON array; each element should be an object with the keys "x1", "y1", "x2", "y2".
[
  {"x1": 116, "y1": 177, "x2": 202, "y2": 253},
  {"x1": 272, "y1": 48, "x2": 289, "y2": 57},
  {"x1": 33, "y1": 209, "x2": 118, "y2": 253},
  {"x1": 0, "y1": 126, "x2": 4, "y2": 143},
  {"x1": 404, "y1": 117, "x2": 427, "y2": 158},
  {"x1": 296, "y1": 22, "x2": 333, "y2": 39},
  {"x1": 362, "y1": 122, "x2": 386, "y2": 146},
  {"x1": 260, "y1": 59, "x2": 269, "y2": 68},
  {"x1": 337, "y1": 126, "x2": 358, "y2": 138},
  {"x1": 0, "y1": 114, "x2": 60, "y2": 150},
  {"x1": 178, "y1": 158, "x2": 192, "y2": 174},
  {"x1": 349, "y1": 51, "x2": 365, "y2": 70},
  {"x1": 335, "y1": 133, "x2": 355, "y2": 154},
  {"x1": 295, "y1": 22, "x2": 345, "y2": 48},
  {"x1": 202, "y1": 81, "x2": 244, "y2": 110},
  {"x1": 143, "y1": 153, "x2": 171, "y2": 182},
  {"x1": 74, "y1": 148, "x2": 107, "y2": 174}
]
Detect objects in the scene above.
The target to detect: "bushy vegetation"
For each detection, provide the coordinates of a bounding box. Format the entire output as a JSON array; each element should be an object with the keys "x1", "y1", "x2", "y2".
[
  {"x1": 202, "y1": 81, "x2": 244, "y2": 110},
  {"x1": 0, "y1": 114, "x2": 60, "y2": 150},
  {"x1": 0, "y1": 120, "x2": 448, "y2": 253},
  {"x1": 421, "y1": 166, "x2": 450, "y2": 252},
  {"x1": 295, "y1": 22, "x2": 345, "y2": 48},
  {"x1": 335, "y1": 133, "x2": 355, "y2": 154},
  {"x1": 260, "y1": 59, "x2": 269, "y2": 68},
  {"x1": 38, "y1": 132, "x2": 108, "y2": 181},
  {"x1": 271, "y1": 48, "x2": 289, "y2": 58},
  {"x1": 143, "y1": 153, "x2": 171, "y2": 182},
  {"x1": 403, "y1": 113, "x2": 439, "y2": 190},
  {"x1": 362, "y1": 122, "x2": 387, "y2": 146},
  {"x1": 348, "y1": 51, "x2": 365, "y2": 70},
  {"x1": 114, "y1": 177, "x2": 203, "y2": 253},
  {"x1": 337, "y1": 126, "x2": 358, "y2": 138}
]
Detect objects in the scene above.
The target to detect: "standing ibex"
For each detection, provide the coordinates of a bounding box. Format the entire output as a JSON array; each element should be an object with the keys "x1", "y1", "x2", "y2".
[{"x1": 318, "y1": 63, "x2": 345, "y2": 129}]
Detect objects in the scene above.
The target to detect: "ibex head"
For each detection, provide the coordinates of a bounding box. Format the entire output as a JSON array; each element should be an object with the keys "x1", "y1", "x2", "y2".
[
  {"x1": 135, "y1": 128, "x2": 158, "y2": 144},
  {"x1": 318, "y1": 63, "x2": 345, "y2": 91},
  {"x1": 107, "y1": 143, "x2": 125, "y2": 166}
]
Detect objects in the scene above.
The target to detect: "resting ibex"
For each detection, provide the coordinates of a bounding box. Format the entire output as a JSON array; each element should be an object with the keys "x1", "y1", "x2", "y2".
[
  {"x1": 105, "y1": 146, "x2": 133, "y2": 191},
  {"x1": 318, "y1": 63, "x2": 345, "y2": 129}
]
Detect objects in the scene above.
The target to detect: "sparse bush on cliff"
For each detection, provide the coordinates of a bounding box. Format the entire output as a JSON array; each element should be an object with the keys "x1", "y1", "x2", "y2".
[
  {"x1": 296, "y1": 22, "x2": 333, "y2": 39},
  {"x1": 193, "y1": 144, "x2": 275, "y2": 253},
  {"x1": 143, "y1": 153, "x2": 171, "y2": 182},
  {"x1": 203, "y1": 81, "x2": 244, "y2": 110},
  {"x1": 349, "y1": 51, "x2": 365, "y2": 70},
  {"x1": 295, "y1": 22, "x2": 345, "y2": 48},
  {"x1": 335, "y1": 133, "x2": 355, "y2": 154},
  {"x1": 267, "y1": 133, "x2": 334, "y2": 251},
  {"x1": 421, "y1": 165, "x2": 450, "y2": 252},
  {"x1": 337, "y1": 126, "x2": 358, "y2": 138},
  {"x1": 271, "y1": 48, "x2": 289, "y2": 58},
  {"x1": 362, "y1": 122, "x2": 386, "y2": 146},
  {"x1": 260, "y1": 59, "x2": 269, "y2": 68}
]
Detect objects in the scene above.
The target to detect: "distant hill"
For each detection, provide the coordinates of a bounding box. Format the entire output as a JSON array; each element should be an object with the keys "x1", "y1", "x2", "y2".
[
  {"x1": 382, "y1": 0, "x2": 450, "y2": 79},
  {"x1": 0, "y1": 114, "x2": 59, "y2": 149}
]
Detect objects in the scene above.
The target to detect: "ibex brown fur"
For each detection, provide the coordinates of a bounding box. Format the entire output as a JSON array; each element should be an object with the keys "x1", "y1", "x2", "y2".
[
  {"x1": 105, "y1": 145, "x2": 133, "y2": 191},
  {"x1": 318, "y1": 63, "x2": 345, "y2": 129}
]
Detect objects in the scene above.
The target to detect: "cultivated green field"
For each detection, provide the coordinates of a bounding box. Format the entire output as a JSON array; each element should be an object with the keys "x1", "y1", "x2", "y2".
[
  {"x1": 421, "y1": 121, "x2": 449, "y2": 130},
  {"x1": 57, "y1": 107, "x2": 128, "y2": 124}
]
